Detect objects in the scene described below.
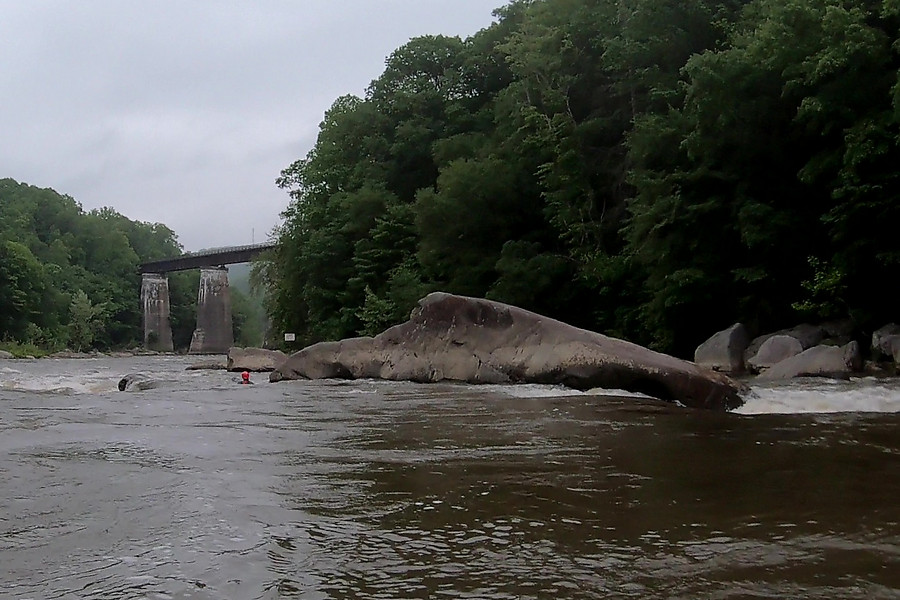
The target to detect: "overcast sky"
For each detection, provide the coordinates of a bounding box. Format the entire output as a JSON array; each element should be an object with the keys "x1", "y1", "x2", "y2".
[{"x1": 1, "y1": 1, "x2": 502, "y2": 252}]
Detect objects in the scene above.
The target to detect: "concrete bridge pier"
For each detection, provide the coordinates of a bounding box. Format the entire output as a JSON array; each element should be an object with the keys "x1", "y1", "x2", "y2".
[
  {"x1": 141, "y1": 273, "x2": 174, "y2": 352},
  {"x1": 189, "y1": 267, "x2": 234, "y2": 354}
]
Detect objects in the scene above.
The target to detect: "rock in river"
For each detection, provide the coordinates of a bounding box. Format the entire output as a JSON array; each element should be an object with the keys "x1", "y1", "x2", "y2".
[
  {"x1": 227, "y1": 347, "x2": 288, "y2": 372},
  {"x1": 117, "y1": 373, "x2": 159, "y2": 391},
  {"x1": 270, "y1": 293, "x2": 746, "y2": 410}
]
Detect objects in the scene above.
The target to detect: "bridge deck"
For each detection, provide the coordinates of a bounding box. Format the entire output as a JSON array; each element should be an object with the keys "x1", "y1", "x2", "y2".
[{"x1": 139, "y1": 243, "x2": 275, "y2": 273}]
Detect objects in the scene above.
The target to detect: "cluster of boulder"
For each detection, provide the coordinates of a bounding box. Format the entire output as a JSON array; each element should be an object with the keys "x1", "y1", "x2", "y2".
[{"x1": 694, "y1": 321, "x2": 900, "y2": 380}]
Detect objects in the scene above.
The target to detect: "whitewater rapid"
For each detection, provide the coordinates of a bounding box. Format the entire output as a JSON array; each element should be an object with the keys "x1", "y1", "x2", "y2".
[{"x1": 2, "y1": 356, "x2": 899, "y2": 415}]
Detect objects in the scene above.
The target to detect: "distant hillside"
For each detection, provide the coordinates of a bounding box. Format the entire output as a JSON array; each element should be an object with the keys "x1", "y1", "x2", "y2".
[{"x1": 0, "y1": 178, "x2": 193, "y2": 351}]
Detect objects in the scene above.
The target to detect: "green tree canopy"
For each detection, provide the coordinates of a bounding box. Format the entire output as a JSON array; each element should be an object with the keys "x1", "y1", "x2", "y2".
[
  {"x1": 0, "y1": 178, "x2": 190, "y2": 351},
  {"x1": 262, "y1": 0, "x2": 900, "y2": 358}
]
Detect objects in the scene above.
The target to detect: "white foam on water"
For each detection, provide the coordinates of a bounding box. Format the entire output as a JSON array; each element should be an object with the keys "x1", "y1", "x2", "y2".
[
  {"x1": 5, "y1": 356, "x2": 900, "y2": 416},
  {"x1": 583, "y1": 387, "x2": 657, "y2": 400},
  {"x1": 485, "y1": 383, "x2": 654, "y2": 399},
  {"x1": 487, "y1": 377, "x2": 900, "y2": 415},
  {"x1": 0, "y1": 356, "x2": 230, "y2": 396},
  {"x1": 737, "y1": 377, "x2": 900, "y2": 414},
  {"x1": 0, "y1": 370, "x2": 118, "y2": 394},
  {"x1": 483, "y1": 384, "x2": 586, "y2": 398}
]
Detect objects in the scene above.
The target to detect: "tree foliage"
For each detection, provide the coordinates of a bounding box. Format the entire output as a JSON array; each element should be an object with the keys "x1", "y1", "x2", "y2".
[
  {"x1": 628, "y1": 0, "x2": 900, "y2": 352},
  {"x1": 0, "y1": 178, "x2": 190, "y2": 351},
  {"x1": 261, "y1": 0, "x2": 900, "y2": 357}
]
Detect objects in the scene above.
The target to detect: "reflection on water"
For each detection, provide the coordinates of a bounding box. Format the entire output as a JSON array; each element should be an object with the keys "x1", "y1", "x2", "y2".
[{"x1": 0, "y1": 357, "x2": 898, "y2": 599}]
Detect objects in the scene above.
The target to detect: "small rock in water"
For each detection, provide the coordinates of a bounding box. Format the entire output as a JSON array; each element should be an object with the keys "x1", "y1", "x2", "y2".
[{"x1": 117, "y1": 373, "x2": 158, "y2": 391}]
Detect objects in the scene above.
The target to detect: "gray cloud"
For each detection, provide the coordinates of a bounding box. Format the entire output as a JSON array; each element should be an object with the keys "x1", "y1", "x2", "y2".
[{"x1": 1, "y1": 0, "x2": 500, "y2": 250}]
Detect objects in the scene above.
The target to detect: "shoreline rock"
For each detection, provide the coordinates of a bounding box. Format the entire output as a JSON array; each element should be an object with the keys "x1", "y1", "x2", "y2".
[
  {"x1": 757, "y1": 341, "x2": 862, "y2": 381},
  {"x1": 872, "y1": 324, "x2": 900, "y2": 360},
  {"x1": 271, "y1": 292, "x2": 746, "y2": 410},
  {"x1": 747, "y1": 335, "x2": 803, "y2": 374},
  {"x1": 696, "y1": 319, "x2": 874, "y2": 380},
  {"x1": 694, "y1": 323, "x2": 749, "y2": 374},
  {"x1": 41, "y1": 349, "x2": 173, "y2": 359}
]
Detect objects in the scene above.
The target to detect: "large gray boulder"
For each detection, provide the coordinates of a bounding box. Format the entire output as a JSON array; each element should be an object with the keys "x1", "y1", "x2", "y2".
[
  {"x1": 694, "y1": 323, "x2": 750, "y2": 374},
  {"x1": 271, "y1": 293, "x2": 746, "y2": 410},
  {"x1": 757, "y1": 341, "x2": 862, "y2": 381},
  {"x1": 0, "y1": 350, "x2": 13, "y2": 359},
  {"x1": 227, "y1": 347, "x2": 288, "y2": 372},
  {"x1": 746, "y1": 334, "x2": 803, "y2": 373}
]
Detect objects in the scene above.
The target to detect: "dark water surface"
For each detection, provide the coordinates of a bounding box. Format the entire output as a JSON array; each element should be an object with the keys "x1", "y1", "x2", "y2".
[{"x1": 1, "y1": 357, "x2": 898, "y2": 599}]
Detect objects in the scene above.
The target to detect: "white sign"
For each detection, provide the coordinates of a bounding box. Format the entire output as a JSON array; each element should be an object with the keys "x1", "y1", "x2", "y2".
[{"x1": 284, "y1": 333, "x2": 296, "y2": 342}]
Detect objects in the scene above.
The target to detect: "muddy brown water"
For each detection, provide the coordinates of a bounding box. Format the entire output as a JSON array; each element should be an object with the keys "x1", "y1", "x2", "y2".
[{"x1": 1, "y1": 356, "x2": 898, "y2": 599}]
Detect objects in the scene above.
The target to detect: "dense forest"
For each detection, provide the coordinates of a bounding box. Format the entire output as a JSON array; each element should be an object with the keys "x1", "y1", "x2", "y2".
[
  {"x1": 261, "y1": 0, "x2": 900, "y2": 358},
  {"x1": 0, "y1": 179, "x2": 263, "y2": 355}
]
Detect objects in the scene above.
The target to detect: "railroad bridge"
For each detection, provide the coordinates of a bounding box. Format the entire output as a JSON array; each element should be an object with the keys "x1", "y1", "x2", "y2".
[{"x1": 139, "y1": 243, "x2": 274, "y2": 354}]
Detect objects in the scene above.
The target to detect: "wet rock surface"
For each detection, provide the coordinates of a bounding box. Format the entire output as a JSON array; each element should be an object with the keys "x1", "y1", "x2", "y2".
[
  {"x1": 227, "y1": 347, "x2": 288, "y2": 372},
  {"x1": 757, "y1": 341, "x2": 863, "y2": 381},
  {"x1": 271, "y1": 293, "x2": 746, "y2": 410},
  {"x1": 117, "y1": 373, "x2": 159, "y2": 391},
  {"x1": 694, "y1": 323, "x2": 750, "y2": 374}
]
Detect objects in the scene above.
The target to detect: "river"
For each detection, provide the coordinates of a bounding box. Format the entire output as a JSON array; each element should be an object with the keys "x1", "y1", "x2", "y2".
[{"x1": 1, "y1": 355, "x2": 898, "y2": 599}]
